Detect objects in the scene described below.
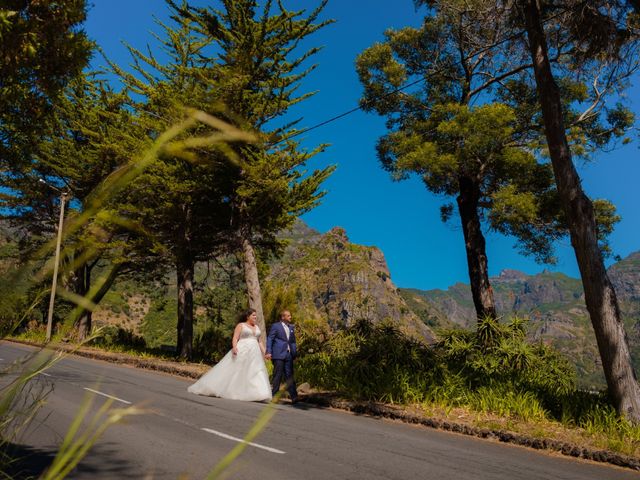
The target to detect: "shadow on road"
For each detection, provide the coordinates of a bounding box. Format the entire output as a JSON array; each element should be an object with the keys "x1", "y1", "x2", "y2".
[
  {"x1": 1, "y1": 442, "x2": 55, "y2": 479},
  {"x1": 1, "y1": 441, "x2": 148, "y2": 479},
  {"x1": 69, "y1": 442, "x2": 148, "y2": 479}
]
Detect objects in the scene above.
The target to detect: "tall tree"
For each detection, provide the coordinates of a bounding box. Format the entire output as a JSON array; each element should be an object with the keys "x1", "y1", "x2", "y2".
[
  {"x1": 515, "y1": 0, "x2": 640, "y2": 422},
  {"x1": 0, "y1": 0, "x2": 92, "y2": 335},
  {"x1": 358, "y1": 1, "x2": 628, "y2": 334},
  {"x1": 356, "y1": 2, "x2": 558, "y2": 323},
  {"x1": 112, "y1": 16, "x2": 243, "y2": 360},
  {"x1": 0, "y1": 0, "x2": 92, "y2": 173},
  {"x1": 174, "y1": 0, "x2": 335, "y2": 337},
  {"x1": 36, "y1": 77, "x2": 146, "y2": 339}
]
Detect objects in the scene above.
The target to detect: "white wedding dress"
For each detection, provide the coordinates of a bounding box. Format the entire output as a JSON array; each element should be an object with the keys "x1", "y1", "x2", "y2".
[{"x1": 188, "y1": 323, "x2": 272, "y2": 402}]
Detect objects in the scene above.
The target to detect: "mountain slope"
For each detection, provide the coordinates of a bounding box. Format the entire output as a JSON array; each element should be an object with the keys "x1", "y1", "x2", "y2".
[
  {"x1": 401, "y1": 252, "x2": 640, "y2": 388},
  {"x1": 266, "y1": 223, "x2": 435, "y2": 341}
]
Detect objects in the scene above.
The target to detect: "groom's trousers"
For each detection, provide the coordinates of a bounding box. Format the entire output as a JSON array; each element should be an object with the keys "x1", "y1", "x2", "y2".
[{"x1": 271, "y1": 354, "x2": 297, "y2": 400}]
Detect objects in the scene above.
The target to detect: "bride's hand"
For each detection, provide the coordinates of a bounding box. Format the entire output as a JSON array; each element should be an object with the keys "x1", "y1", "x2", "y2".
[{"x1": 232, "y1": 346, "x2": 238, "y2": 355}]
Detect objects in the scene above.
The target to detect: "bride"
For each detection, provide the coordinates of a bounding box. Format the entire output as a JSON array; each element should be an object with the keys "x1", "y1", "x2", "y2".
[{"x1": 188, "y1": 308, "x2": 272, "y2": 402}]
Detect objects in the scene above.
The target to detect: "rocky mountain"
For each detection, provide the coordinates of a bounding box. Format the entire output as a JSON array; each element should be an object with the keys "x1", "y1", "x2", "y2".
[
  {"x1": 266, "y1": 222, "x2": 435, "y2": 341},
  {"x1": 609, "y1": 252, "x2": 640, "y2": 310},
  {"x1": 401, "y1": 252, "x2": 640, "y2": 388}
]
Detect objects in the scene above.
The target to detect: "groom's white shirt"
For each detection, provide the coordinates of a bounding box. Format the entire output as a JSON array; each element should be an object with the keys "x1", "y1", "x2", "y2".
[
  {"x1": 281, "y1": 321, "x2": 290, "y2": 340},
  {"x1": 281, "y1": 321, "x2": 291, "y2": 352}
]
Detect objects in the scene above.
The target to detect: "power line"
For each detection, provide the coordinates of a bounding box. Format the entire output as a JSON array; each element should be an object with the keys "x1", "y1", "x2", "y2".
[
  {"x1": 270, "y1": 76, "x2": 427, "y2": 147},
  {"x1": 268, "y1": 10, "x2": 577, "y2": 148}
]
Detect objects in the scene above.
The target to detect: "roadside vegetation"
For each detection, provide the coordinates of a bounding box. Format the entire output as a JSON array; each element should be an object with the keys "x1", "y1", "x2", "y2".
[{"x1": 296, "y1": 318, "x2": 640, "y2": 458}]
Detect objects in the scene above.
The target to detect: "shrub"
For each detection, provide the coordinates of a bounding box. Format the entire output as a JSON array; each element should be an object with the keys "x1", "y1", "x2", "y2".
[
  {"x1": 192, "y1": 327, "x2": 230, "y2": 363},
  {"x1": 298, "y1": 319, "x2": 439, "y2": 403},
  {"x1": 298, "y1": 316, "x2": 580, "y2": 420},
  {"x1": 90, "y1": 326, "x2": 146, "y2": 349},
  {"x1": 434, "y1": 315, "x2": 576, "y2": 409}
]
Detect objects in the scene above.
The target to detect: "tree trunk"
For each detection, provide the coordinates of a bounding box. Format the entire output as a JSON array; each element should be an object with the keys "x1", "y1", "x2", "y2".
[
  {"x1": 176, "y1": 253, "x2": 195, "y2": 360},
  {"x1": 241, "y1": 236, "x2": 266, "y2": 340},
  {"x1": 76, "y1": 262, "x2": 91, "y2": 341},
  {"x1": 457, "y1": 175, "x2": 497, "y2": 323},
  {"x1": 77, "y1": 264, "x2": 122, "y2": 341},
  {"x1": 521, "y1": 0, "x2": 640, "y2": 422}
]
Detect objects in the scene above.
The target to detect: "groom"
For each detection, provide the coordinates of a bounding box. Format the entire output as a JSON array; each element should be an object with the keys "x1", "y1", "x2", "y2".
[{"x1": 265, "y1": 310, "x2": 298, "y2": 403}]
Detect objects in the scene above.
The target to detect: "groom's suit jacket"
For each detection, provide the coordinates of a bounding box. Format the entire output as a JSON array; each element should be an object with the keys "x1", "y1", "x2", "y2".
[{"x1": 266, "y1": 322, "x2": 297, "y2": 360}]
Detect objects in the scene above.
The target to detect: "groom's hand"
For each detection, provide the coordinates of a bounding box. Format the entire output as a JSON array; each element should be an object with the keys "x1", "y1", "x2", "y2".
[{"x1": 264, "y1": 353, "x2": 272, "y2": 360}]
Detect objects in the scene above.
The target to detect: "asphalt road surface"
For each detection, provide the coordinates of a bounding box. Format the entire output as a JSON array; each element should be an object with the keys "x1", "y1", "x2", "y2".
[{"x1": 1, "y1": 341, "x2": 637, "y2": 480}]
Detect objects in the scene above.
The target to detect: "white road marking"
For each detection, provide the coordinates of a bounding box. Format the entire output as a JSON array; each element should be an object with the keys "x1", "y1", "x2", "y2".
[
  {"x1": 201, "y1": 427, "x2": 285, "y2": 454},
  {"x1": 83, "y1": 387, "x2": 132, "y2": 405},
  {"x1": 38, "y1": 372, "x2": 52, "y2": 377}
]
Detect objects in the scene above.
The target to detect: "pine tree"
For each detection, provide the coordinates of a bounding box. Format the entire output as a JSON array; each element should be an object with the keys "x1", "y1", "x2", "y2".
[
  {"x1": 1, "y1": 74, "x2": 145, "y2": 339},
  {"x1": 38, "y1": 77, "x2": 146, "y2": 339},
  {"x1": 111, "y1": 14, "x2": 244, "y2": 359},
  {"x1": 172, "y1": 0, "x2": 335, "y2": 337},
  {"x1": 0, "y1": 0, "x2": 92, "y2": 175},
  {"x1": 356, "y1": 3, "x2": 550, "y2": 323}
]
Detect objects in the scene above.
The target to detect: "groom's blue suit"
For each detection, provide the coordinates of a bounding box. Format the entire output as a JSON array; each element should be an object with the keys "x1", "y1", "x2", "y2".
[{"x1": 266, "y1": 321, "x2": 298, "y2": 401}]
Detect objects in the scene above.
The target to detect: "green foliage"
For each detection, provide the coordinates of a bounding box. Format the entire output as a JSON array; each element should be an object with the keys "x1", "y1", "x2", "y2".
[
  {"x1": 0, "y1": 0, "x2": 92, "y2": 174},
  {"x1": 592, "y1": 199, "x2": 622, "y2": 258},
  {"x1": 580, "y1": 405, "x2": 640, "y2": 455},
  {"x1": 298, "y1": 316, "x2": 636, "y2": 445},
  {"x1": 299, "y1": 320, "x2": 440, "y2": 403},
  {"x1": 192, "y1": 327, "x2": 230, "y2": 363},
  {"x1": 101, "y1": 0, "x2": 335, "y2": 356},
  {"x1": 555, "y1": 389, "x2": 640, "y2": 454},
  {"x1": 171, "y1": 0, "x2": 336, "y2": 258},
  {"x1": 262, "y1": 281, "x2": 301, "y2": 326},
  {"x1": 299, "y1": 316, "x2": 578, "y2": 416},
  {"x1": 140, "y1": 296, "x2": 177, "y2": 349},
  {"x1": 0, "y1": 263, "x2": 42, "y2": 334},
  {"x1": 90, "y1": 325, "x2": 146, "y2": 350},
  {"x1": 469, "y1": 386, "x2": 548, "y2": 422},
  {"x1": 356, "y1": 2, "x2": 626, "y2": 270},
  {"x1": 438, "y1": 316, "x2": 576, "y2": 401},
  {"x1": 494, "y1": 74, "x2": 628, "y2": 260},
  {"x1": 0, "y1": 71, "x2": 269, "y2": 474}
]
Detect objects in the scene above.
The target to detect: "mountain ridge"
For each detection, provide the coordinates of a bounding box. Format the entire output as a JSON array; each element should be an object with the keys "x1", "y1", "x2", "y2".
[{"x1": 400, "y1": 251, "x2": 640, "y2": 387}]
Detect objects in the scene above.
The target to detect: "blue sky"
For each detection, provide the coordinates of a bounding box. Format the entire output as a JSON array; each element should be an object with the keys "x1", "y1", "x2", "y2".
[{"x1": 85, "y1": 0, "x2": 640, "y2": 291}]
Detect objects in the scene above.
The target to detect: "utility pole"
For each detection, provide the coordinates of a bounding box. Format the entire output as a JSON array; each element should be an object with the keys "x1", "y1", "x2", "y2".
[{"x1": 40, "y1": 179, "x2": 69, "y2": 343}]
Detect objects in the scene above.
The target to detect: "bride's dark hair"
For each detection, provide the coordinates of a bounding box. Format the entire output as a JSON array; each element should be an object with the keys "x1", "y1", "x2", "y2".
[{"x1": 238, "y1": 308, "x2": 256, "y2": 323}]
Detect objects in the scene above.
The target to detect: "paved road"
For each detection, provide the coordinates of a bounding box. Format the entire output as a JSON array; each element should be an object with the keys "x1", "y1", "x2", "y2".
[{"x1": 1, "y1": 341, "x2": 637, "y2": 479}]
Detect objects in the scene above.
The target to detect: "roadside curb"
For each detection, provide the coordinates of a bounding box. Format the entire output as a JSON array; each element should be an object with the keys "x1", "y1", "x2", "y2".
[
  {"x1": 7, "y1": 338, "x2": 639, "y2": 471},
  {"x1": 5, "y1": 338, "x2": 208, "y2": 379}
]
